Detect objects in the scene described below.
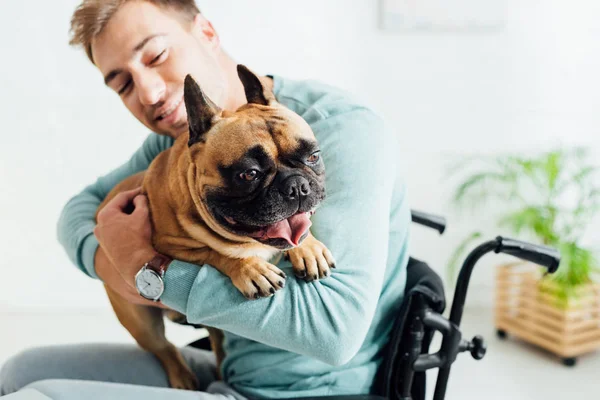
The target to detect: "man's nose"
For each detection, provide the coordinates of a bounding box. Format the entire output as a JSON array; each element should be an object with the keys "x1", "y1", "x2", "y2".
[{"x1": 135, "y1": 71, "x2": 166, "y2": 106}]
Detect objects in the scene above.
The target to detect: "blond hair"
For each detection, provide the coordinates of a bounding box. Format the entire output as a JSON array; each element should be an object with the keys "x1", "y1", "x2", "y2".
[{"x1": 69, "y1": 0, "x2": 200, "y2": 63}]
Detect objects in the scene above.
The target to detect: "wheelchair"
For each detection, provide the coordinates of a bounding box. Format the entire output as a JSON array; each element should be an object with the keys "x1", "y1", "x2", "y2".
[{"x1": 188, "y1": 210, "x2": 561, "y2": 400}]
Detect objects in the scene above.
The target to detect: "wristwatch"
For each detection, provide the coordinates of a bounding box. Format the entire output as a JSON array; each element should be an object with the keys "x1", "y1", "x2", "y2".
[{"x1": 134, "y1": 254, "x2": 172, "y2": 302}]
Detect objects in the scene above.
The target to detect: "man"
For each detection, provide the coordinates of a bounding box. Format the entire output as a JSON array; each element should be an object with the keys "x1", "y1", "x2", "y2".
[{"x1": 0, "y1": 0, "x2": 411, "y2": 399}]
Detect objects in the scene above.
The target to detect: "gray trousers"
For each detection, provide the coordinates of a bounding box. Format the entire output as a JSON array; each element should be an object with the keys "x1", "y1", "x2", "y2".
[{"x1": 0, "y1": 344, "x2": 246, "y2": 400}]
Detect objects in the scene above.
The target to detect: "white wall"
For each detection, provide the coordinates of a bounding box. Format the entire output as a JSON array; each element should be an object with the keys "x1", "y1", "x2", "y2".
[{"x1": 1, "y1": 0, "x2": 598, "y2": 311}]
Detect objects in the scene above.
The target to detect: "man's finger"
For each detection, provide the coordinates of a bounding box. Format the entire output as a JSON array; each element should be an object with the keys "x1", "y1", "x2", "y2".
[
  {"x1": 105, "y1": 187, "x2": 143, "y2": 213},
  {"x1": 132, "y1": 194, "x2": 149, "y2": 217}
]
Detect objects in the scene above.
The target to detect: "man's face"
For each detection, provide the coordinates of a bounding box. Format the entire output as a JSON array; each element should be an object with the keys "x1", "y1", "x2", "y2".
[{"x1": 92, "y1": 1, "x2": 228, "y2": 138}]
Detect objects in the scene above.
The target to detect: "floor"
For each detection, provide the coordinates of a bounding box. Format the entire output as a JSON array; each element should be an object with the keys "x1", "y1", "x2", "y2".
[{"x1": 1, "y1": 307, "x2": 598, "y2": 400}]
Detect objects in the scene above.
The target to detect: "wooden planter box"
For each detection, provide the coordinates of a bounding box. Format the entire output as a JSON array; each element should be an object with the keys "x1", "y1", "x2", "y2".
[{"x1": 495, "y1": 263, "x2": 600, "y2": 366}]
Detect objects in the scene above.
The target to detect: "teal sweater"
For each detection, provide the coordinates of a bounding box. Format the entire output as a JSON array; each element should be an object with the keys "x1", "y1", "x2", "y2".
[{"x1": 57, "y1": 76, "x2": 411, "y2": 399}]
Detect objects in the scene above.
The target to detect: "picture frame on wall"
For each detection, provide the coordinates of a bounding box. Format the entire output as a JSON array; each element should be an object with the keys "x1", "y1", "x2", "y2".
[{"x1": 380, "y1": 0, "x2": 506, "y2": 33}]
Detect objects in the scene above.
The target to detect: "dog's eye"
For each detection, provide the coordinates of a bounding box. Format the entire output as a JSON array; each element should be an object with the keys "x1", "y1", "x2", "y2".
[
  {"x1": 306, "y1": 151, "x2": 321, "y2": 164},
  {"x1": 239, "y1": 169, "x2": 260, "y2": 182}
]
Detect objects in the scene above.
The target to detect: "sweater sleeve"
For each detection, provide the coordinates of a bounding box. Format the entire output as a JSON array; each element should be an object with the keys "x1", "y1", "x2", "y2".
[
  {"x1": 57, "y1": 133, "x2": 173, "y2": 278},
  {"x1": 161, "y1": 108, "x2": 401, "y2": 366}
]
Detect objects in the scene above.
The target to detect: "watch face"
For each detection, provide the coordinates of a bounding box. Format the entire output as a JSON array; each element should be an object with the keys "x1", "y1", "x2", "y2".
[{"x1": 135, "y1": 269, "x2": 164, "y2": 300}]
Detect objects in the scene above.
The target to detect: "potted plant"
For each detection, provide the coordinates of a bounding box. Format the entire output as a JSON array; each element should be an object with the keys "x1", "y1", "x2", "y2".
[{"x1": 447, "y1": 147, "x2": 600, "y2": 366}]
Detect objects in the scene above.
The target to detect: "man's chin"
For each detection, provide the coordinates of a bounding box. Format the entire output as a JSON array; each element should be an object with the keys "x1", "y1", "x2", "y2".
[
  {"x1": 169, "y1": 123, "x2": 189, "y2": 139},
  {"x1": 151, "y1": 120, "x2": 188, "y2": 138}
]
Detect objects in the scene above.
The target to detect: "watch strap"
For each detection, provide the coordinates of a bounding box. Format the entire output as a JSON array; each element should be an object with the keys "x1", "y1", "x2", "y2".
[{"x1": 145, "y1": 254, "x2": 172, "y2": 277}]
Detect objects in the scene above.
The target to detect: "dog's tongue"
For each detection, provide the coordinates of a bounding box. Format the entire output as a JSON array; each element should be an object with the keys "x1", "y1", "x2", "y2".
[{"x1": 256, "y1": 212, "x2": 312, "y2": 246}]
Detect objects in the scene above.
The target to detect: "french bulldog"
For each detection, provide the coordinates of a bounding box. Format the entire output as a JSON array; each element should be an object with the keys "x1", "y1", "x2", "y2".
[{"x1": 96, "y1": 65, "x2": 335, "y2": 389}]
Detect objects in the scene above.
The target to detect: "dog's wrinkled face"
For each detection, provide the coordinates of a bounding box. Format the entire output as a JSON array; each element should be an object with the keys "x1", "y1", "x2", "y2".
[{"x1": 184, "y1": 65, "x2": 326, "y2": 250}]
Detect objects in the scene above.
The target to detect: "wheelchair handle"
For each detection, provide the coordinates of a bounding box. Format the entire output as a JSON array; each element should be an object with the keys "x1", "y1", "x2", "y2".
[
  {"x1": 495, "y1": 236, "x2": 560, "y2": 273},
  {"x1": 411, "y1": 210, "x2": 446, "y2": 234},
  {"x1": 433, "y1": 236, "x2": 561, "y2": 400},
  {"x1": 450, "y1": 236, "x2": 561, "y2": 326}
]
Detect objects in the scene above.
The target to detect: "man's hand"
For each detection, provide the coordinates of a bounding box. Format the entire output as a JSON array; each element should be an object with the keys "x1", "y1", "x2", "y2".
[{"x1": 94, "y1": 187, "x2": 169, "y2": 308}]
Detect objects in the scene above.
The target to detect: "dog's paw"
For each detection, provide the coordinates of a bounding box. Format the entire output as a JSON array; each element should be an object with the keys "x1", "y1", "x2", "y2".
[
  {"x1": 230, "y1": 257, "x2": 287, "y2": 299},
  {"x1": 167, "y1": 363, "x2": 199, "y2": 391},
  {"x1": 161, "y1": 345, "x2": 199, "y2": 390},
  {"x1": 287, "y1": 235, "x2": 336, "y2": 282}
]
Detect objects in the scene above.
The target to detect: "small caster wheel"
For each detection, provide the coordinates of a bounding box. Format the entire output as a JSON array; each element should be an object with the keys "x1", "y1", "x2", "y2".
[
  {"x1": 562, "y1": 357, "x2": 576, "y2": 367},
  {"x1": 496, "y1": 329, "x2": 507, "y2": 339}
]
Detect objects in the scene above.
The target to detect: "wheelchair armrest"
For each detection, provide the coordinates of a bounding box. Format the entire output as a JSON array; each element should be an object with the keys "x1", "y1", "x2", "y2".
[{"x1": 411, "y1": 210, "x2": 446, "y2": 234}]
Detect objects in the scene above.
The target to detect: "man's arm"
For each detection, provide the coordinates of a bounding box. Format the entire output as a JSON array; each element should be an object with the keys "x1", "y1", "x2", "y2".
[
  {"x1": 57, "y1": 133, "x2": 173, "y2": 278},
  {"x1": 160, "y1": 108, "x2": 410, "y2": 365}
]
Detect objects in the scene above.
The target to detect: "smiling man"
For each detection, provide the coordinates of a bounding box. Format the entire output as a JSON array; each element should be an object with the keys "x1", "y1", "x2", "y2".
[
  {"x1": 89, "y1": 0, "x2": 242, "y2": 138},
  {"x1": 0, "y1": 1, "x2": 411, "y2": 399}
]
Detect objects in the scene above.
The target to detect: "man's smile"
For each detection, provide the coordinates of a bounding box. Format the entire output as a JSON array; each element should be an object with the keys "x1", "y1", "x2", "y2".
[
  {"x1": 153, "y1": 94, "x2": 186, "y2": 129},
  {"x1": 154, "y1": 95, "x2": 183, "y2": 121}
]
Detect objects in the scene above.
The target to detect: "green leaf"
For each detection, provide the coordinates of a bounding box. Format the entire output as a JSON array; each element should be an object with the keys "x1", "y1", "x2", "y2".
[
  {"x1": 498, "y1": 206, "x2": 558, "y2": 244},
  {"x1": 451, "y1": 171, "x2": 517, "y2": 209},
  {"x1": 544, "y1": 150, "x2": 562, "y2": 192}
]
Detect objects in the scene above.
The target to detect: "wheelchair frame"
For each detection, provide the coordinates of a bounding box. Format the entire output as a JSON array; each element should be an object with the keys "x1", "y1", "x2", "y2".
[{"x1": 377, "y1": 211, "x2": 560, "y2": 400}]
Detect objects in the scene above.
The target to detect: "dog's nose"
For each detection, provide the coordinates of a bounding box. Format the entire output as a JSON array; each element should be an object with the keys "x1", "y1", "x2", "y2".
[{"x1": 281, "y1": 176, "x2": 311, "y2": 199}]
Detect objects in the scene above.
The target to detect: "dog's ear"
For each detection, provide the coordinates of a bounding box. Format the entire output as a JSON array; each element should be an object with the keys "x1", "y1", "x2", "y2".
[
  {"x1": 184, "y1": 74, "x2": 221, "y2": 146},
  {"x1": 237, "y1": 64, "x2": 276, "y2": 106}
]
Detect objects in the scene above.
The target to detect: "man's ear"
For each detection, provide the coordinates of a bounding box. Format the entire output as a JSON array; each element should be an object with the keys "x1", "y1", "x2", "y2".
[
  {"x1": 191, "y1": 14, "x2": 220, "y2": 49},
  {"x1": 184, "y1": 74, "x2": 221, "y2": 146},
  {"x1": 237, "y1": 64, "x2": 276, "y2": 106}
]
